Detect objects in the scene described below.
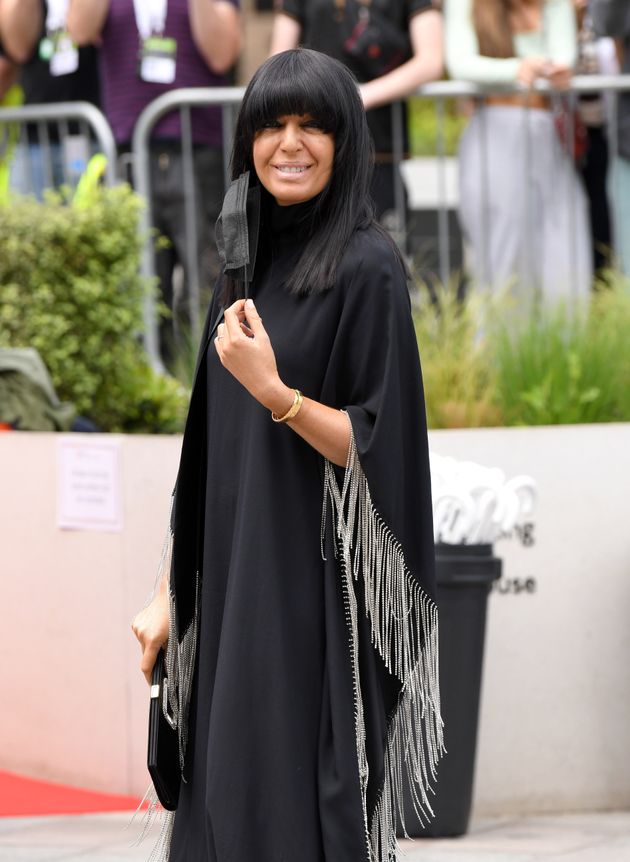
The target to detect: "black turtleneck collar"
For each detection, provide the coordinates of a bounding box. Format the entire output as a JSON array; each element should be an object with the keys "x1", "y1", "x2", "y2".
[
  {"x1": 251, "y1": 189, "x2": 322, "y2": 288},
  {"x1": 257, "y1": 186, "x2": 321, "y2": 244},
  {"x1": 269, "y1": 195, "x2": 320, "y2": 240}
]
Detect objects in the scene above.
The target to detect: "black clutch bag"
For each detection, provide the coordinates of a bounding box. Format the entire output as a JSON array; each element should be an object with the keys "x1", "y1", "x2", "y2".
[{"x1": 147, "y1": 648, "x2": 181, "y2": 811}]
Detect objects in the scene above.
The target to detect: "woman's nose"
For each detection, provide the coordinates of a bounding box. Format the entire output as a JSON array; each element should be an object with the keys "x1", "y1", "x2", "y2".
[{"x1": 279, "y1": 122, "x2": 302, "y2": 151}]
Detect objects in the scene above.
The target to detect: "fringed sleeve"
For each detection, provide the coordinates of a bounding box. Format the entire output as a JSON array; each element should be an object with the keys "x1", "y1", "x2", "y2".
[{"x1": 320, "y1": 229, "x2": 445, "y2": 860}]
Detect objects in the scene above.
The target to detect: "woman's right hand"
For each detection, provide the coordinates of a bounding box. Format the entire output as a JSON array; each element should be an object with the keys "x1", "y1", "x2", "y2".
[
  {"x1": 516, "y1": 56, "x2": 551, "y2": 87},
  {"x1": 131, "y1": 585, "x2": 170, "y2": 685}
]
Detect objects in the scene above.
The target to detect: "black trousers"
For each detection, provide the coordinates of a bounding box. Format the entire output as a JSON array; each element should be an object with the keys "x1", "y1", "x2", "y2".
[{"x1": 579, "y1": 125, "x2": 612, "y2": 273}]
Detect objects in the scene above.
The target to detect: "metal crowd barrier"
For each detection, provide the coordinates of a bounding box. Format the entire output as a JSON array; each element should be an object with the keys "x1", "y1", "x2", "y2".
[
  {"x1": 0, "y1": 101, "x2": 118, "y2": 190},
  {"x1": 412, "y1": 75, "x2": 630, "y2": 297},
  {"x1": 131, "y1": 76, "x2": 630, "y2": 368},
  {"x1": 2, "y1": 78, "x2": 629, "y2": 371}
]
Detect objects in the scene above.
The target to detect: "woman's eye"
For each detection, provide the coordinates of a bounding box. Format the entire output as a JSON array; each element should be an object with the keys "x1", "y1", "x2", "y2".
[
  {"x1": 260, "y1": 120, "x2": 281, "y2": 130},
  {"x1": 303, "y1": 120, "x2": 324, "y2": 130}
]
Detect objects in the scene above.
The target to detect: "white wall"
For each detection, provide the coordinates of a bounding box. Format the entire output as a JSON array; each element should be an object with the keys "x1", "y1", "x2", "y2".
[
  {"x1": 429, "y1": 425, "x2": 630, "y2": 816},
  {"x1": 1, "y1": 425, "x2": 629, "y2": 815}
]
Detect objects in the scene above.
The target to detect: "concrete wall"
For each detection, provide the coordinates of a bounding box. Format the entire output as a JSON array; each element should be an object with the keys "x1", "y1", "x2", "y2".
[{"x1": 1, "y1": 425, "x2": 629, "y2": 816}]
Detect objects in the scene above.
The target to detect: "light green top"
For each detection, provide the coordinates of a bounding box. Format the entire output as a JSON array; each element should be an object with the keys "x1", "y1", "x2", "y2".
[{"x1": 445, "y1": 0, "x2": 578, "y2": 84}]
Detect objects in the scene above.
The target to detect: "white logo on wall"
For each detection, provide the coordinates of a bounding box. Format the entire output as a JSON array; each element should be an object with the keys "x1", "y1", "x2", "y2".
[
  {"x1": 493, "y1": 520, "x2": 537, "y2": 595},
  {"x1": 430, "y1": 452, "x2": 538, "y2": 595}
]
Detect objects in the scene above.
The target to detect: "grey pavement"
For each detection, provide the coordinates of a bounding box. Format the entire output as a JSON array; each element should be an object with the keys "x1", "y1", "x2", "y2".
[{"x1": 0, "y1": 810, "x2": 628, "y2": 862}]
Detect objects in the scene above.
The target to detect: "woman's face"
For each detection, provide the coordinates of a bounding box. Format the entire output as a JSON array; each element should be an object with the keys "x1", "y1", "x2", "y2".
[{"x1": 253, "y1": 114, "x2": 335, "y2": 207}]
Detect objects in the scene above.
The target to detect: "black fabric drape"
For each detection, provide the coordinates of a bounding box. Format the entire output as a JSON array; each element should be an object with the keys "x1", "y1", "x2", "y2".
[{"x1": 163, "y1": 200, "x2": 441, "y2": 862}]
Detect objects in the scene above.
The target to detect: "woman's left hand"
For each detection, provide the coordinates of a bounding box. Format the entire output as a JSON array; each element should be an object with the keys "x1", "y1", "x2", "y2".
[{"x1": 214, "y1": 298, "x2": 292, "y2": 412}]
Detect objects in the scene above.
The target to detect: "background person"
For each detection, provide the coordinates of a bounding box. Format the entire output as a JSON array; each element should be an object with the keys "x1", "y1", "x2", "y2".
[
  {"x1": 592, "y1": 0, "x2": 630, "y2": 276},
  {"x1": 446, "y1": 0, "x2": 593, "y2": 303},
  {"x1": 0, "y1": 16, "x2": 18, "y2": 102},
  {"x1": 270, "y1": 0, "x2": 443, "y2": 236},
  {"x1": 132, "y1": 48, "x2": 443, "y2": 862},
  {"x1": 0, "y1": 0, "x2": 100, "y2": 196},
  {"x1": 0, "y1": 17, "x2": 20, "y2": 201},
  {"x1": 574, "y1": 0, "x2": 617, "y2": 273},
  {"x1": 67, "y1": 0, "x2": 241, "y2": 368},
  {"x1": 0, "y1": 49, "x2": 16, "y2": 97}
]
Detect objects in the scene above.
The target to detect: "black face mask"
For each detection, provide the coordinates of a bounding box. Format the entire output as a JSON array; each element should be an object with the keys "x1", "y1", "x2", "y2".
[{"x1": 215, "y1": 171, "x2": 261, "y2": 291}]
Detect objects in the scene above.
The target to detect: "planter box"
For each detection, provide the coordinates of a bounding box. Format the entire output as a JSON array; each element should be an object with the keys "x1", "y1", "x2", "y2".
[{"x1": 1, "y1": 424, "x2": 629, "y2": 815}]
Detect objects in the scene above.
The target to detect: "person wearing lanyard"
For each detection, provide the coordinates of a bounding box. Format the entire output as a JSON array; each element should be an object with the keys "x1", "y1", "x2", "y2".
[
  {"x1": 0, "y1": 0, "x2": 100, "y2": 196},
  {"x1": 67, "y1": 0, "x2": 241, "y2": 369}
]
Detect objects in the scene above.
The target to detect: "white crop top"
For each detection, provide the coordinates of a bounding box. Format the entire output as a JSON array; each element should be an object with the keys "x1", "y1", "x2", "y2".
[{"x1": 445, "y1": 0, "x2": 578, "y2": 84}]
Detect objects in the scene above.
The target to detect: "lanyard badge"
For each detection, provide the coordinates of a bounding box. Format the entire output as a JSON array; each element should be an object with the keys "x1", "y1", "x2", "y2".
[
  {"x1": 138, "y1": 36, "x2": 177, "y2": 84},
  {"x1": 39, "y1": 0, "x2": 78, "y2": 76},
  {"x1": 39, "y1": 33, "x2": 79, "y2": 77},
  {"x1": 133, "y1": 0, "x2": 176, "y2": 84}
]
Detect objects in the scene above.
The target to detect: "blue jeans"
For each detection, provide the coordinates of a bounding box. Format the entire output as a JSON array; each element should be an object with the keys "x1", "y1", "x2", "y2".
[
  {"x1": 10, "y1": 134, "x2": 91, "y2": 199},
  {"x1": 10, "y1": 142, "x2": 65, "y2": 198}
]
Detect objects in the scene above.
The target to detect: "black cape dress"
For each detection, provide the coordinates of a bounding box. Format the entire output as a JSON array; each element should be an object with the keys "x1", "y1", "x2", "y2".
[{"x1": 151, "y1": 196, "x2": 444, "y2": 862}]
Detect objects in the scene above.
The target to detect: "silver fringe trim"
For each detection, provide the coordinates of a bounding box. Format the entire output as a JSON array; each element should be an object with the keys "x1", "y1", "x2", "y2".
[
  {"x1": 337, "y1": 542, "x2": 372, "y2": 860},
  {"x1": 165, "y1": 575, "x2": 200, "y2": 774},
  {"x1": 150, "y1": 492, "x2": 175, "y2": 601},
  {"x1": 144, "y1": 572, "x2": 199, "y2": 862},
  {"x1": 131, "y1": 785, "x2": 174, "y2": 862},
  {"x1": 151, "y1": 491, "x2": 200, "y2": 771},
  {"x1": 148, "y1": 813, "x2": 175, "y2": 862},
  {"x1": 136, "y1": 491, "x2": 200, "y2": 862},
  {"x1": 322, "y1": 420, "x2": 445, "y2": 862}
]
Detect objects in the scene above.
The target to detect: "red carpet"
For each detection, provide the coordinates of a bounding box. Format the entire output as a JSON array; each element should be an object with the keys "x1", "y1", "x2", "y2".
[{"x1": 0, "y1": 771, "x2": 143, "y2": 817}]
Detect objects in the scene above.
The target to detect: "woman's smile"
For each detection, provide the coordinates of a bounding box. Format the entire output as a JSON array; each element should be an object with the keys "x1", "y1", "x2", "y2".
[
  {"x1": 253, "y1": 113, "x2": 334, "y2": 205},
  {"x1": 273, "y1": 163, "x2": 312, "y2": 174}
]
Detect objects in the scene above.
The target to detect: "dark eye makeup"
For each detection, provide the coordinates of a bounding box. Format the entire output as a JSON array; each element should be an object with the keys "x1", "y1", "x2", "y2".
[{"x1": 257, "y1": 116, "x2": 328, "y2": 132}]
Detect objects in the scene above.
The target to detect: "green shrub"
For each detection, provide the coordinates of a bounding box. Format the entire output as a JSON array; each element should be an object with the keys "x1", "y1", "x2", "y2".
[
  {"x1": 0, "y1": 85, "x2": 24, "y2": 204},
  {"x1": 492, "y1": 276, "x2": 630, "y2": 426},
  {"x1": 414, "y1": 275, "x2": 630, "y2": 429},
  {"x1": 413, "y1": 280, "x2": 502, "y2": 428},
  {"x1": 0, "y1": 185, "x2": 188, "y2": 432}
]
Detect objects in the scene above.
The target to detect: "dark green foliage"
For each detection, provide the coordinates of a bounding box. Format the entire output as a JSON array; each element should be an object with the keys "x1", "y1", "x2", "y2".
[{"x1": 0, "y1": 186, "x2": 188, "y2": 432}]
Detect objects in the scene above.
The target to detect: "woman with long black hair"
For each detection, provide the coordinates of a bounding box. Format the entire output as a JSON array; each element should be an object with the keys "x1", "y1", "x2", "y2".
[{"x1": 132, "y1": 48, "x2": 443, "y2": 862}]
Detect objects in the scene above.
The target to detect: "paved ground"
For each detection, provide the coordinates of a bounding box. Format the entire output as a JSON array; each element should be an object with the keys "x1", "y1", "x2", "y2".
[{"x1": 0, "y1": 810, "x2": 628, "y2": 862}]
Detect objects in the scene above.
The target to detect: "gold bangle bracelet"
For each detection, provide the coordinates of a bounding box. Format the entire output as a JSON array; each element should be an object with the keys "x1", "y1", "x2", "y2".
[{"x1": 271, "y1": 389, "x2": 303, "y2": 423}]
